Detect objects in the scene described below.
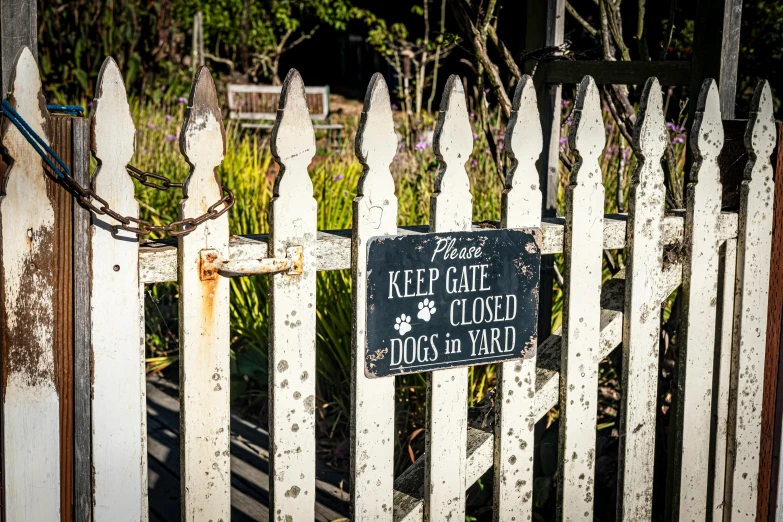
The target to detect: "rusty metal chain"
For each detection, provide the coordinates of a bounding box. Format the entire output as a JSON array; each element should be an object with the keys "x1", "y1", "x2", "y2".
[
  {"x1": 1, "y1": 99, "x2": 233, "y2": 238},
  {"x1": 61, "y1": 163, "x2": 234, "y2": 237}
]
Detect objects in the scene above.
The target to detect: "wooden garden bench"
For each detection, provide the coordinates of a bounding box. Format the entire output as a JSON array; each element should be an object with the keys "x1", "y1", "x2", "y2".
[{"x1": 227, "y1": 83, "x2": 344, "y2": 131}]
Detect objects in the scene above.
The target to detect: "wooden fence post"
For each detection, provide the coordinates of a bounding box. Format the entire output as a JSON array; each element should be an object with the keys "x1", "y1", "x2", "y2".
[
  {"x1": 762, "y1": 122, "x2": 783, "y2": 521},
  {"x1": 556, "y1": 75, "x2": 605, "y2": 521},
  {"x1": 425, "y1": 75, "x2": 473, "y2": 522},
  {"x1": 725, "y1": 81, "x2": 776, "y2": 521},
  {"x1": 668, "y1": 79, "x2": 725, "y2": 520},
  {"x1": 494, "y1": 75, "x2": 541, "y2": 522},
  {"x1": 0, "y1": 46, "x2": 60, "y2": 521},
  {"x1": 268, "y1": 69, "x2": 318, "y2": 521},
  {"x1": 351, "y1": 73, "x2": 398, "y2": 521},
  {"x1": 178, "y1": 66, "x2": 231, "y2": 521},
  {"x1": 617, "y1": 77, "x2": 667, "y2": 521},
  {"x1": 89, "y1": 57, "x2": 145, "y2": 521}
]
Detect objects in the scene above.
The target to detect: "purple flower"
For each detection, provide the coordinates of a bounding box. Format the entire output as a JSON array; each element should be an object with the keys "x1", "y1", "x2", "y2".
[
  {"x1": 471, "y1": 159, "x2": 478, "y2": 166},
  {"x1": 469, "y1": 112, "x2": 475, "y2": 119},
  {"x1": 498, "y1": 140, "x2": 504, "y2": 151},
  {"x1": 604, "y1": 145, "x2": 619, "y2": 160},
  {"x1": 166, "y1": 114, "x2": 174, "y2": 122},
  {"x1": 178, "y1": 96, "x2": 189, "y2": 104},
  {"x1": 671, "y1": 135, "x2": 686, "y2": 145},
  {"x1": 165, "y1": 134, "x2": 177, "y2": 142},
  {"x1": 606, "y1": 122, "x2": 615, "y2": 132},
  {"x1": 391, "y1": 103, "x2": 399, "y2": 110},
  {"x1": 484, "y1": 88, "x2": 491, "y2": 94},
  {"x1": 147, "y1": 123, "x2": 160, "y2": 131},
  {"x1": 472, "y1": 133, "x2": 479, "y2": 141},
  {"x1": 623, "y1": 147, "x2": 631, "y2": 161},
  {"x1": 415, "y1": 138, "x2": 430, "y2": 151},
  {"x1": 666, "y1": 121, "x2": 686, "y2": 133},
  {"x1": 332, "y1": 174, "x2": 345, "y2": 181},
  {"x1": 561, "y1": 98, "x2": 571, "y2": 108}
]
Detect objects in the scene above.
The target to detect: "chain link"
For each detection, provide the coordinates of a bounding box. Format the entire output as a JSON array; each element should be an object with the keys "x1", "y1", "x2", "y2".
[{"x1": 59, "y1": 163, "x2": 234, "y2": 237}]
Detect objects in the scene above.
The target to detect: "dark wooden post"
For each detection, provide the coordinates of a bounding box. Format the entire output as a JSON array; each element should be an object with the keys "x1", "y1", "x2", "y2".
[
  {"x1": 689, "y1": 0, "x2": 743, "y2": 120},
  {"x1": 1, "y1": 3, "x2": 91, "y2": 521}
]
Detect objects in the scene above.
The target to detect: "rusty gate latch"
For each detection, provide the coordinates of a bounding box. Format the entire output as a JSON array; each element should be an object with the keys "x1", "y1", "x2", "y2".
[{"x1": 200, "y1": 246, "x2": 303, "y2": 281}]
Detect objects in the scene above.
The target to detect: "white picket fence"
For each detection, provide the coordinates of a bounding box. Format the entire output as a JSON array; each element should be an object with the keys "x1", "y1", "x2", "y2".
[{"x1": 0, "y1": 45, "x2": 778, "y2": 521}]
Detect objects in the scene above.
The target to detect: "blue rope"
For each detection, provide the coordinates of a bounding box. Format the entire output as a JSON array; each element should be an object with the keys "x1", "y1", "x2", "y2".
[
  {"x1": 0, "y1": 99, "x2": 71, "y2": 178},
  {"x1": 46, "y1": 104, "x2": 84, "y2": 116}
]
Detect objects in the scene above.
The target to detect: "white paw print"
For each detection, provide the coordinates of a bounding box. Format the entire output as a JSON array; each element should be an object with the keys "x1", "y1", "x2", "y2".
[
  {"x1": 394, "y1": 314, "x2": 412, "y2": 335},
  {"x1": 417, "y1": 298, "x2": 436, "y2": 322}
]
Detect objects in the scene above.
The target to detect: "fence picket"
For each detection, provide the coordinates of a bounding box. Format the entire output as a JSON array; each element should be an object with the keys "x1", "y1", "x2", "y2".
[
  {"x1": 556, "y1": 76, "x2": 606, "y2": 522},
  {"x1": 495, "y1": 75, "x2": 541, "y2": 522},
  {"x1": 178, "y1": 66, "x2": 231, "y2": 521},
  {"x1": 0, "y1": 46, "x2": 60, "y2": 521},
  {"x1": 425, "y1": 74, "x2": 473, "y2": 522},
  {"x1": 268, "y1": 69, "x2": 319, "y2": 521},
  {"x1": 727, "y1": 80, "x2": 776, "y2": 521},
  {"x1": 669, "y1": 79, "x2": 724, "y2": 520},
  {"x1": 351, "y1": 73, "x2": 398, "y2": 521},
  {"x1": 89, "y1": 57, "x2": 145, "y2": 521},
  {"x1": 617, "y1": 77, "x2": 667, "y2": 520}
]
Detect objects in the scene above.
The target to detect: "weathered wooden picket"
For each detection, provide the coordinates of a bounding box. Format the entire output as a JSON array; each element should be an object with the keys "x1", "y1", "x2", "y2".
[{"x1": 0, "y1": 45, "x2": 778, "y2": 521}]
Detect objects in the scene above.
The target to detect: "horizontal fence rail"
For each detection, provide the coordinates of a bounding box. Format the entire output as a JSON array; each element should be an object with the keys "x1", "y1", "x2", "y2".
[
  {"x1": 138, "y1": 213, "x2": 740, "y2": 282},
  {"x1": 0, "y1": 43, "x2": 777, "y2": 522}
]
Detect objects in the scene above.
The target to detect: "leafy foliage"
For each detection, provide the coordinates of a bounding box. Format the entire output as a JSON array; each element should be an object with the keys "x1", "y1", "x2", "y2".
[
  {"x1": 173, "y1": 0, "x2": 354, "y2": 84},
  {"x1": 38, "y1": 0, "x2": 191, "y2": 104}
]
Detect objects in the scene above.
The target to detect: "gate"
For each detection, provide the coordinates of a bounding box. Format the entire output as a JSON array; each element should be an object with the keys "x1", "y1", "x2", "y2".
[{"x1": 0, "y1": 46, "x2": 777, "y2": 521}]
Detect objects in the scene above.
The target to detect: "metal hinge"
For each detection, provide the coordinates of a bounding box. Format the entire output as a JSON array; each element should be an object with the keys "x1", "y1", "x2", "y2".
[{"x1": 199, "y1": 246, "x2": 303, "y2": 281}]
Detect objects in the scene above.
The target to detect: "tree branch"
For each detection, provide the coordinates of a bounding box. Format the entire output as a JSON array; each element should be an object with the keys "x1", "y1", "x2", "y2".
[
  {"x1": 565, "y1": 1, "x2": 598, "y2": 37},
  {"x1": 448, "y1": 0, "x2": 512, "y2": 117}
]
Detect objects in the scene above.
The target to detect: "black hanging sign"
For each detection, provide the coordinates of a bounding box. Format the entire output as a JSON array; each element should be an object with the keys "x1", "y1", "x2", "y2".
[{"x1": 365, "y1": 228, "x2": 541, "y2": 378}]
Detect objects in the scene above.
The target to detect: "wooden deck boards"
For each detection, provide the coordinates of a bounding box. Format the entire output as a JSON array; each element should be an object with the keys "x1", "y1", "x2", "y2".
[{"x1": 146, "y1": 375, "x2": 349, "y2": 521}]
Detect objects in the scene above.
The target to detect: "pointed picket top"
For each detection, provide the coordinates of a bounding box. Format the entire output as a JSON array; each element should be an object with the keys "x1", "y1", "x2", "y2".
[
  {"x1": 2, "y1": 47, "x2": 50, "y2": 159},
  {"x1": 726, "y1": 79, "x2": 776, "y2": 520},
  {"x1": 745, "y1": 80, "x2": 776, "y2": 179},
  {"x1": 669, "y1": 77, "x2": 724, "y2": 520},
  {"x1": 433, "y1": 74, "x2": 473, "y2": 198},
  {"x1": 0, "y1": 46, "x2": 60, "y2": 521},
  {"x1": 350, "y1": 73, "x2": 398, "y2": 522},
  {"x1": 90, "y1": 57, "x2": 144, "y2": 520},
  {"x1": 356, "y1": 73, "x2": 396, "y2": 198},
  {"x1": 617, "y1": 76, "x2": 667, "y2": 520},
  {"x1": 180, "y1": 66, "x2": 225, "y2": 204},
  {"x1": 569, "y1": 76, "x2": 604, "y2": 184},
  {"x1": 503, "y1": 74, "x2": 542, "y2": 228},
  {"x1": 632, "y1": 78, "x2": 667, "y2": 178},
  {"x1": 689, "y1": 79, "x2": 724, "y2": 182},
  {"x1": 91, "y1": 57, "x2": 136, "y2": 198},
  {"x1": 272, "y1": 69, "x2": 316, "y2": 198}
]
